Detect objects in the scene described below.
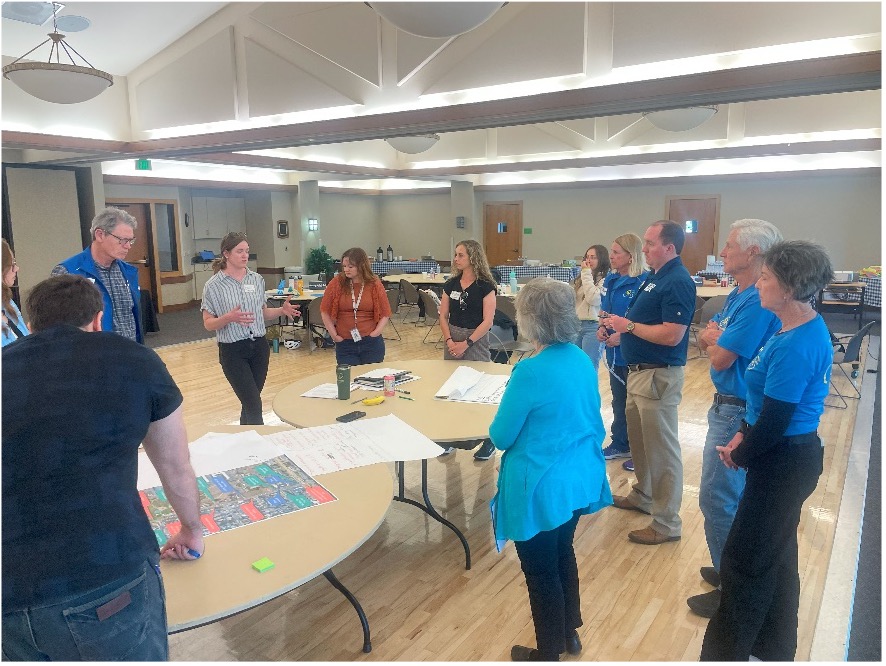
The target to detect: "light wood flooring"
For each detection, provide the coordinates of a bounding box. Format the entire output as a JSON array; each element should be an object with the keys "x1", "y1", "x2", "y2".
[{"x1": 160, "y1": 311, "x2": 871, "y2": 661}]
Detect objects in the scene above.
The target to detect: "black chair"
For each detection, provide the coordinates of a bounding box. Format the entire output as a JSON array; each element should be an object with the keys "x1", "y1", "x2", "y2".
[
  {"x1": 488, "y1": 296, "x2": 534, "y2": 364},
  {"x1": 383, "y1": 289, "x2": 402, "y2": 341},
  {"x1": 827, "y1": 320, "x2": 876, "y2": 409},
  {"x1": 398, "y1": 279, "x2": 422, "y2": 322},
  {"x1": 419, "y1": 290, "x2": 444, "y2": 347}
]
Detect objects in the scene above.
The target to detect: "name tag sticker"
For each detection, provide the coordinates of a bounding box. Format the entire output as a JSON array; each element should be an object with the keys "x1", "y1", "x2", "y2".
[
  {"x1": 450, "y1": 291, "x2": 461, "y2": 300},
  {"x1": 243, "y1": 284, "x2": 256, "y2": 293}
]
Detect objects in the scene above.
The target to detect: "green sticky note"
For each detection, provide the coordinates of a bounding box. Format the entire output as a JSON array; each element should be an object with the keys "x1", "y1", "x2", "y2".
[
  {"x1": 252, "y1": 557, "x2": 275, "y2": 573},
  {"x1": 524, "y1": 228, "x2": 533, "y2": 234}
]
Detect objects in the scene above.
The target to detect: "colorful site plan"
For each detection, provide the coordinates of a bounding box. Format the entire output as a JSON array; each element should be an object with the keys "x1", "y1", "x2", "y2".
[{"x1": 140, "y1": 455, "x2": 336, "y2": 546}]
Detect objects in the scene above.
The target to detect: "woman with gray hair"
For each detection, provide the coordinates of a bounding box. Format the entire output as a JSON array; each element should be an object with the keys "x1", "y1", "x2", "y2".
[
  {"x1": 489, "y1": 278, "x2": 612, "y2": 661},
  {"x1": 701, "y1": 240, "x2": 834, "y2": 661}
]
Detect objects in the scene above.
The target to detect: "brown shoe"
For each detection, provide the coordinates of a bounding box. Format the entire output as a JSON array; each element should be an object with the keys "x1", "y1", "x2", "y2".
[
  {"x1": 628, "y1": 526, "x2": 681, "y2": 545},
  {"x1": 612, "y1": 495, "x2": 650, "y2": 515}
]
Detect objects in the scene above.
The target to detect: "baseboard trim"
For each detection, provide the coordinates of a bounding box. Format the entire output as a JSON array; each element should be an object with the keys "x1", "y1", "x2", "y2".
[{"x1": 162, "y1": 300, "x2": 200, "y2": 313}]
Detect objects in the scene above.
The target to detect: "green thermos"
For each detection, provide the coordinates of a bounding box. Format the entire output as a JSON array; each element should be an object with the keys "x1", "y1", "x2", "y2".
[{"x1": 336, "y1": 364, "x2": 351, "y2": 400}]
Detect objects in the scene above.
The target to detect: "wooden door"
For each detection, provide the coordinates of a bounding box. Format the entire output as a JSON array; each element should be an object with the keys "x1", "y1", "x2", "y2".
[
  {"x1": 666, "y1": 195, "x2": 720, "y2": 274},
  {"x1": 483, "y1": 202, "x2": 522, "y2": 267},
  {"x1": 108, "y1": 202, "x2": 155, "y2": 298}
]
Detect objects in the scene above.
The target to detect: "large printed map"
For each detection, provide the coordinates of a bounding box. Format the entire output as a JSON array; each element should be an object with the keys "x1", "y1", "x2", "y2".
[{"x1": 140, "y1": 455, "x2": 336, "y2": 545}]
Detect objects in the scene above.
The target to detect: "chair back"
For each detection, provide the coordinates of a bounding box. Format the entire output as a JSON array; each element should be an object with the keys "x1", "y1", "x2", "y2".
[
  {"x1": 496, "y1": 295, "x2": 518, "y2": 323},
  {"x1": 400, "y1": 278, "x2": 420, "y2": 305},
  {"x1": 308, "y1": 297, "x2": 324, "y2": 329},
  {"x1": 699, "y1": 295, "x2": 727, "y2": 327},
  {"x1": 691, "y1": 295, "x2": 706, "y2": 324},
  {"x1": 386, "y1": 288, "x2": 400, "y2": 314},
  {"x1": 838, "y1": 320, "x2": 876, "y2": 364},
  {"x1": 419, "y1": 290, "x2": 440, "y2": 324}
]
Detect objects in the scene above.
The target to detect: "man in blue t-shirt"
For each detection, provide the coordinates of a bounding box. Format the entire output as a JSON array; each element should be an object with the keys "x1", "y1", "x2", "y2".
[
  {"x1": 687, "y1": 219, "x2": 783, "y2": 619},
  {"x1": 2, "y1": 275, "x2": 204, "y2": 661},
  {"x1": 600, "y1": 220, "x2": 696, "y2": 546}
]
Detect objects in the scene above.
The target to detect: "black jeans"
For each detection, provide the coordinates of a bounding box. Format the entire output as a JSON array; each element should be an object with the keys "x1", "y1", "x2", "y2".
[
  {"x1": 514, "y1": 510, "x2": 583, "y2": 660},
  {"x1": 700, "y1": 437, "x2": 823, "y2": 661},
  {"x1": 218, "y1": 337, "x2": 270, "y2": 425},
  {"x1": 608, "y1": 364, "x2": 630, "y2": 450}
]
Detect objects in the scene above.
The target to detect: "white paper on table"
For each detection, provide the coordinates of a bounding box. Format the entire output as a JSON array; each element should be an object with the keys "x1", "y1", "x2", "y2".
[
  {"x1": 435, "y1": 365, "x2": 508, "y2": 404},
  {"x1": 300, "y1": 382, "x2": 360, "y2": 399},
  {"x1": 136, "y1": 430, "x2": 283, "y2": 489},
  {"x1": 264, "y1": 414, "x2": 443, "y2": 475},
  {"x1": 356, "y1": 367, "x2": 410, "y2": 380}
]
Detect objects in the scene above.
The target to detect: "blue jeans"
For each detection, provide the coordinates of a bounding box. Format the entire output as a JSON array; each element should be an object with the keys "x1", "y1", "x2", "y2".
[
  {"x1": 2, "y1": 559, "x2": 168, "y2": 661},
  {"x1": 577, "y1": 320, "x2": 602, "y2": 369},
  {"x1": 607, "y1": 363, "x2": 629, "y2": 451},
  {"x1": 335, "y1": 333, "x2": 385, "y2": 366},
  {"x1": 699, "y1": 401, "x2": 747, "y2": 572}
]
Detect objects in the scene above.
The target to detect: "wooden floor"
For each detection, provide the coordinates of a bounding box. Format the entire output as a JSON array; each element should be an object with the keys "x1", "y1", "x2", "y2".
[{"x1": 161, "y1": 312, "x2": 869, "y2": 661}]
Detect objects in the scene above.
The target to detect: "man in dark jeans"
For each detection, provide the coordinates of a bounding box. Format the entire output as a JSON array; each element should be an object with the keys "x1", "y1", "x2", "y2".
[{"x1": 2, "y1": 275, "x2": 203, "y2": 660}]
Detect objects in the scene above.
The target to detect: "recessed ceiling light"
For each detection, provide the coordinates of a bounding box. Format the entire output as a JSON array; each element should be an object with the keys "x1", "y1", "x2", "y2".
[
  {"x1": 2, "y1": 2, "x2": 64, "y2": 26},
  {"x1": 55, "y1": 14, "x2": 90, "y2": 32}
]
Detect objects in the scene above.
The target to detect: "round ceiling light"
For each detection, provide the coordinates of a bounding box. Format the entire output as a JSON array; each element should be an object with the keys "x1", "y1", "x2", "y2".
[
  {"x1": 371, "y1": 2, "x2": 504, "y2": 38},
  {"x1": 55, "y1": 15, "x2": 91, "y2": 32},
  {"x1": 643, "y1": 106, "x2": 719, "y2": 132},
  {"x1": 385, "y1": 134, "x2": 440, "y2": 154}
]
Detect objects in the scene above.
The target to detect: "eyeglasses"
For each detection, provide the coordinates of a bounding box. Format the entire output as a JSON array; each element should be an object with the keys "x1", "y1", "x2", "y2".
[{"x1": 105, "y1": 231, "x2": 136, "y2": 247}]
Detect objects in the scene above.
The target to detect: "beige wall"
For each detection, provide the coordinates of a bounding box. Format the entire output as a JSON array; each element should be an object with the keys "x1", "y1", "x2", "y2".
[
  {"x1": 5, "y1": 167, "x2": 84, "y2": 316},
  {"x1": 319, "y1": 193, "x2": 381, "y2": 260},
  {"x1": 378, "y1": 193, "x2": 452, "y2": 261},
  {"x1": 478, "y1": 172, "x2": 881, "y2": 270}
]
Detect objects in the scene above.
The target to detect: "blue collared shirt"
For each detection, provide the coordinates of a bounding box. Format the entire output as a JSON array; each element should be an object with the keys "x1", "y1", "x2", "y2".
[
  {"x1": 600, "y1": 270, "x2": 647, "y2": 367},
  {"x1": 620, "y1": 256, "x2": 696, "y2": 366}
]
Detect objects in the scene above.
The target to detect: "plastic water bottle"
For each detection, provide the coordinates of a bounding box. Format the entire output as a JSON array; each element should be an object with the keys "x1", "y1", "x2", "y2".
[
  {"x1": 509, "y1": 269, "x2": 518, "y2": 295},
  {"x1": 277, "y1": 279, "x2": 285, "y2": 294},
  {"x1": 297, "y1": 275, "x2": 304, "y2": 294}
]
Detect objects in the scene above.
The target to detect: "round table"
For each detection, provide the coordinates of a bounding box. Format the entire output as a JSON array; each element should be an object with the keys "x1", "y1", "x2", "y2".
[
  {"x1": 273, "y1": 360, "x2": 513, "y2": 569},
  {"x1": 161, "y1": 426, "x2": 392, "y2": 653}
]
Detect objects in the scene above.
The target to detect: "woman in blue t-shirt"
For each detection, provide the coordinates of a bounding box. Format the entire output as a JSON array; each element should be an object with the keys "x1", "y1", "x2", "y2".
[
  {"x1": 701, "y1": 241, "x2": 834, "y2": 662},
  {"x1": 2, "y1": 239, "x2": 28, "y2": 347},
  {"x1": 596, "y1": 233, "x2": 647, "y2": 460}
]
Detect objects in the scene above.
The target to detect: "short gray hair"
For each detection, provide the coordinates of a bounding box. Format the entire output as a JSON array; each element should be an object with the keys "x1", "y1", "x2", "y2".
[
  {"x1": 731, "y1": 219, "x2": 783, "y2": 255},
  {"x1": 762, "y1": 240, "x2": 834, "y2": 302},
  {"x1": 514, "y1": 277, "x2": 580, "y2": 345},
  {"x1": 90, "y1": 206, "x2": 137, "y2": 239}
]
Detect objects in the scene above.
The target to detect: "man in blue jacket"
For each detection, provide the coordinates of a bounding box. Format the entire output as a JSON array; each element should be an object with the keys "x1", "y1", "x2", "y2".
[{"x1": 52, "y1": 207, "x2": 142, "y2": 342}]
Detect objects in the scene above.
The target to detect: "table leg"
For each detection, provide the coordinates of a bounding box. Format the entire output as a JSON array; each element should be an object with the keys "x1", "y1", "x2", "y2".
[
  {"x1": 322, "y1": 569, "x2": 371, "y2": 653},
  {"x1": 391, "y1": 460, "x2": 472, "y2": 570}
]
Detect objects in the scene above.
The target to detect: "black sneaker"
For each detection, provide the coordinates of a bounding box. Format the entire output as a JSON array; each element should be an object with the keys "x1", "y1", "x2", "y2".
[
  {"x1": 622, "y1": 458, "x2": 634, "y2": 472},
  {"x1": 474, "y1": 439, "x2": 496, "y2": 460},
  {"x1": 687, "y1": 588, "x2": 721, "y2": 618},
  {"x1": 700, "y1": 566, "x2": 720, "y2": 587}
]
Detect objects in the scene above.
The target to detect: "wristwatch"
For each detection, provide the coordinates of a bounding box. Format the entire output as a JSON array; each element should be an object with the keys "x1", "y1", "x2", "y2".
[
  {"x1": 626, "y1": 321, "x2": 635, "y2": 333},
  {"x1": 466, "y1": 338, "x2": 475, "y2": 347}
]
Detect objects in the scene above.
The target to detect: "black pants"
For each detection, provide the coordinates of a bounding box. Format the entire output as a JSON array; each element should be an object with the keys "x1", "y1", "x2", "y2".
[
  {"x1": 700, "y1": 438, "x2": 823, "y2": 661},
  {"x1": 514, "y1": 510, "x2": 583, "y2": 660},
  {"x1": 218, "y1": 338, "x2": 270, "y2": 425}
]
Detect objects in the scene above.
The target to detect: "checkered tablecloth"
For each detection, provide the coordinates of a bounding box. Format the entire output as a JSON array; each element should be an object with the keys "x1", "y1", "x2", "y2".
[
  {"x1": 372, "y1": 261, "x2": 440, "y2": 275},
  {"x1": 861, "y1": 276, "x2": 881, "y2": 308},
  {"x1": 493, "y1": 265, "x2": 580, "y2": 283}
]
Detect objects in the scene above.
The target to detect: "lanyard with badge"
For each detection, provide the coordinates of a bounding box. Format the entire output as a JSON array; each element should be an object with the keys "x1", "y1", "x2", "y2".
[{"x1": 350, "y1": 281, "x2": 365, "y2": 341}]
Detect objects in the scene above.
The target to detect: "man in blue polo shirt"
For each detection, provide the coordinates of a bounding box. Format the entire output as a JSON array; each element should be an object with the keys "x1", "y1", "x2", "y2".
[
  {"x1": 687, "y1": 219, "x2": 783, "y2": 618},
  {"x1": 600, "y1": 220, "x2": 696, "y2": 546}
]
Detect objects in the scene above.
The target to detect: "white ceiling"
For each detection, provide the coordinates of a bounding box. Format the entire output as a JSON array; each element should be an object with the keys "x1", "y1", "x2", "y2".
[
  {"x1": 1, "y1": 2, "x2": 881, "y2": 190},
  {"x1": 1, "y1": 2, "x2": 226, "y2": 75}
]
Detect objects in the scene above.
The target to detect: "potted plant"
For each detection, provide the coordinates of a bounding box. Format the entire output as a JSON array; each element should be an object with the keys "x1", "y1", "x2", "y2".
[{"x1": 305, "y1": 245, "x2": 335, "y2": 283}]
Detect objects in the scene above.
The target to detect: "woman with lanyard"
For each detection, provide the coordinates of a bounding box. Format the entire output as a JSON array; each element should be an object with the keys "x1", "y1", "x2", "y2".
[
  {"x1": 202, "y1": 232, "x2": 299, "y2": 425},
  {"x1": 701, "y1": 240, "x2": 834, "y2": 661},
  {"x1": 439, "y1": 239, "x2": 497, "y2": 362},
  {"x1": 596, "y1": 233, "x2": 647, "y2": 463},
  {"x1": 320, "y1": 247, "x2": 391, "y2": 366},
  {"x1": 574, "y1": 244, "x2": 610, "y2": 369},
  {"x1": 2, "y1": 239, "x2": 28, "y2": 347}
]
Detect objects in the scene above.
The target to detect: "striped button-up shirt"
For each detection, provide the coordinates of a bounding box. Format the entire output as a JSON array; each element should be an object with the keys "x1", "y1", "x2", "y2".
[{"x1": 201, "y1": 269, "x2": 268, "y2": 343}]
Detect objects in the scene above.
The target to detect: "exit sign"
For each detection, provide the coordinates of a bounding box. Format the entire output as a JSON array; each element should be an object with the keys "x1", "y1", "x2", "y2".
[{"x1": 134, "y1": 159, "x2": 152, "y2": 171}]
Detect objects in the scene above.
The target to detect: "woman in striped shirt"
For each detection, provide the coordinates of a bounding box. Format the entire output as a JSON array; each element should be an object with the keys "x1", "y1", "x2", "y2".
[{"x1": 202, "y1": 232, "x2": 299, "y2": 424}]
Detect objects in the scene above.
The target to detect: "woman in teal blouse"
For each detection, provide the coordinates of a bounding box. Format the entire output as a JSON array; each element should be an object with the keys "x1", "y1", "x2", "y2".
[{"x1": 490, "y1": 277, "x2": 612, "y2": 661}]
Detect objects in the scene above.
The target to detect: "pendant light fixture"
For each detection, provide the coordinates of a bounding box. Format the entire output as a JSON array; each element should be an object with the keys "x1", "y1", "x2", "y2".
[{"x1": 2, "y1": 2, "x2": 113, "y2": 104}]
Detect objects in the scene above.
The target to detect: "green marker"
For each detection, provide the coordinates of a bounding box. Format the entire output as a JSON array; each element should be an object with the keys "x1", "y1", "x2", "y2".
[{"x1": 399, "y1": 395, "x2": 415, "y2": 401}]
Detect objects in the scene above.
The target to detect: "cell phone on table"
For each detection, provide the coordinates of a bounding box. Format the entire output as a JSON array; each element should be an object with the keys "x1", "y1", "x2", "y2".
[{"x1": 336, "y1": 410, "x2": 366, "y2": 423}]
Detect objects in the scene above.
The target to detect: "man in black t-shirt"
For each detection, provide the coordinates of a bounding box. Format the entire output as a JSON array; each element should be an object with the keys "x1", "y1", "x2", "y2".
[{"x1": 2, "y1": 275, "x2": 203, "y2": 661}]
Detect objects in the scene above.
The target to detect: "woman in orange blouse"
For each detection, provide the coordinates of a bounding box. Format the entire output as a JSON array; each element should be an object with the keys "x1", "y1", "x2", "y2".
[{"x1": 320, "y1": 247, "x2": 392, "y2": 366}]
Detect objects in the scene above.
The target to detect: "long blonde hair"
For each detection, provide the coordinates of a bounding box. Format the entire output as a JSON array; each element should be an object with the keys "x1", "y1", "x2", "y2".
[
  {"x1": 453, "y1": 239, "x2": 496, "y2": 285},
  {"x1": 613, "y1": 233, "x2": 645, "y2": 278}
]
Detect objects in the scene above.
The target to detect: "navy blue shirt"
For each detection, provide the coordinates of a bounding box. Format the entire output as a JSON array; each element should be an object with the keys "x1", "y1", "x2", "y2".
[
  {"x1": 2, "y1": 325, "x2": 183, "y2": 609},
  {"x1": 600, "y1": 270, "x2": 648, "y2": 367},
  {"x1": 620, "y1": 256, "x2": 696, "y2": 366}
]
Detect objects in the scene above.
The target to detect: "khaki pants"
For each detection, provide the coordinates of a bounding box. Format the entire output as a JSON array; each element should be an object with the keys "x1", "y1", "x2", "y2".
[{"x1": 625, "y1": 365, "x2": 684, "y2": 536}]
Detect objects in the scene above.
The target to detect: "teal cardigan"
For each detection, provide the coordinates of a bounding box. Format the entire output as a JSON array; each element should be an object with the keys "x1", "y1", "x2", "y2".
[{"x1": 490, "y1": 342, "x2": 612, "y2": 542}]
